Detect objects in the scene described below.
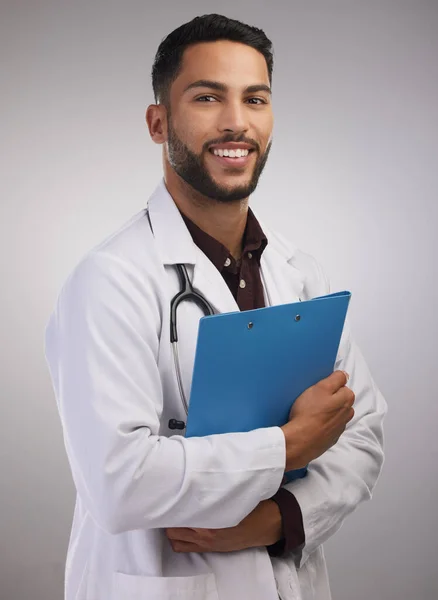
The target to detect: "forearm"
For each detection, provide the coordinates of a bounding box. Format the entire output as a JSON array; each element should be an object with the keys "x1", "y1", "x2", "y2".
[
  {"x1": 61, "y1": 418, "x2": 286, "y2": 534},
  {"x1": 284, "y1": 371, "x2": 386, "y2": 564},
  {"x1": 278, "y1": 322, "x2": 387, "y2": 567}
]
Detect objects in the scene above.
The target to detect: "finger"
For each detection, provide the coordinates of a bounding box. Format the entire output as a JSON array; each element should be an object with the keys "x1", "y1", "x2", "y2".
[
  {"x1": 319, "y1": 370, "x2": 349, "y2": 394},
  {"x1": 190, "y1": 528, "x2": 216, "y2": 543},
  {"x1": 333, "y1": 386, "x2": 355, "y2": 408},
  {"x1": 166, "y1": 528, "x2": 216, "y2": 545},
  {"x1": 166, "y1": 528, "x2": 198, "y2": 542},
  {"x1": 170, "y1": 540, "x2": 203, "y2": 553}
]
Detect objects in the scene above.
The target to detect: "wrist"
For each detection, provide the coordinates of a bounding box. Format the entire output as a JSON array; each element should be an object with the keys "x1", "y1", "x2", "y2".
[
  {"x1": 260, "y1": 499, "x2": 283, "y2": 546},
  {"x1": 280, "y1": 421, "x2": 306, "y2": 471}
]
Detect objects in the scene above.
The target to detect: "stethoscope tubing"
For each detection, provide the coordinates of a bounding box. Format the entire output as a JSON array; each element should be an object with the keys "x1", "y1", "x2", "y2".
[{"x1": 170, "y1": 263, "x2": 215, "y2": 420}]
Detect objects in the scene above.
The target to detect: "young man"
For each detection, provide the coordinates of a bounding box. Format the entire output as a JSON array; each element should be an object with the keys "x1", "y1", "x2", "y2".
[{"x1": 45, "y1": 14, "x2": 387, "y2": 600}]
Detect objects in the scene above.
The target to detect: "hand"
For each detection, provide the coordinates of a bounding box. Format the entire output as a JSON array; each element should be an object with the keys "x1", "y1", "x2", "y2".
[
  {"x1": 166, "y1": 500, "x2": 282, "y2": 553},
  {"x1": 281, "y1": 370, "x2": 355, "y2": 471}
]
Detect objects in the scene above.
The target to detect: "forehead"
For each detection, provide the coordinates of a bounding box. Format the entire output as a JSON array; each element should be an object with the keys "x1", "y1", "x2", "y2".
[{"x1": 172, "y1": 40, "x2": 270, "y2": 94}]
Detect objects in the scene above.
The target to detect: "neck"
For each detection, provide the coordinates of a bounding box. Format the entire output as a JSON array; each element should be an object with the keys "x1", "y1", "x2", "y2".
[{"x1": 164, "y1": 167, "x2": 249, "y2": 260}]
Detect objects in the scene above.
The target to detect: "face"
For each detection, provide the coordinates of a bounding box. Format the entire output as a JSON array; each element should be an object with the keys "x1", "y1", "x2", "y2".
[{"x1": 162, "y1": 41, "x2": 273, "y2": 202}]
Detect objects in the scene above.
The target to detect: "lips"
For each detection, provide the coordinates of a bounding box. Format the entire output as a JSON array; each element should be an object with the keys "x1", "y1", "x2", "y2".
[
  {"x1": 208, "y1": 148, "x2": 255, "y2": 167},
  {"x1": 213, "y1": 148, "x2": 249, "y2": 158},
  {"x1": 209, "y1": 142, "x2": 256, "y2": 153}
]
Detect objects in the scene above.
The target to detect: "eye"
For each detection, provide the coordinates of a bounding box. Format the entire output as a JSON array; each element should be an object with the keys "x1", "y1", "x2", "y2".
[
  {"x1": 246, "y1": 97, "x2": 267, "y2": 105},
  {"x1": 195, "y1": 95, "x2": 218, "y2": 102}
]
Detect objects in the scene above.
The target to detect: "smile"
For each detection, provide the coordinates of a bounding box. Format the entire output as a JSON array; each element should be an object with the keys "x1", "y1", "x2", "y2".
[
  {"x1": 212, "y1": 148, "x2": 250, "y2": 158},
  {"x1": 208, "y1": 147, "x2": 255, "y2": 167}
]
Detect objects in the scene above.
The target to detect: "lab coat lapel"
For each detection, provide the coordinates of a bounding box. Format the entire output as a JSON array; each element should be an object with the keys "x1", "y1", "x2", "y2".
[
  {"x1": 146, "y1": 179, "x2": 239, "y2": 315},
  {"x1": 192, "y1": 249, "x2": 240, "y2": 314},
  {"x1": 258, "y1": 222, "x2": 305, "y2": 306}
]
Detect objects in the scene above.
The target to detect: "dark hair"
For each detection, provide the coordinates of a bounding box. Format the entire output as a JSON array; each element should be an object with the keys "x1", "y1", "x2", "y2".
[{"x1": 152, "y1": 14, "x2": 273, "y2": 104}]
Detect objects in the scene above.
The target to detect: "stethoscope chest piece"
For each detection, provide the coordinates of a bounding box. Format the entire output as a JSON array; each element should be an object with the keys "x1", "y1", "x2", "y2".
[{"x1": 168, "y1": 419, "x2": 186, "y2": 430}]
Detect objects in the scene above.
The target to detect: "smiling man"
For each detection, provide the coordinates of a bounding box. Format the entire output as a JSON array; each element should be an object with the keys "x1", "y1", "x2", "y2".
[
  {"x1": 147, "y1": 35, "x2": 275, "y2": 256},
  {"x1": 44, "y1": 14, "x2": 386, "y2": 600}
]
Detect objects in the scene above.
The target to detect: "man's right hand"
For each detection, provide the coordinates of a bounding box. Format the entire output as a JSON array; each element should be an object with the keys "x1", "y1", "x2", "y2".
[{"x1": 281, "y1": 370, "x2": 355, "y2": 471}]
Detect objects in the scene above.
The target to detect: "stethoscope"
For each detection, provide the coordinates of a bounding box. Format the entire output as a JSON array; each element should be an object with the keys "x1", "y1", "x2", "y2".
[
  {"x1": 145, "y1": 207, "x2": 277, "y2": 432},
  {"x1": 168, "y1": 263, "x2": 215, "y2": 431},
  {"x1": 144, "y1": 209, "x2": 201, "y2": 431}
]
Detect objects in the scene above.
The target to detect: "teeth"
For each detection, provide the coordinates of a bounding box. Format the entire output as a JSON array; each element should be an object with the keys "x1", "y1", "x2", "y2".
[{"x1": 213, "y1": 149, "x2": 249, "y2": 158}]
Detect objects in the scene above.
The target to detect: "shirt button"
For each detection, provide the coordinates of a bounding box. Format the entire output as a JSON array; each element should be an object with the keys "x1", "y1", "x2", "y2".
[
  {"x1": 224, "y1": 257, "x2": 231, "y2": 267},
  {"x1": 248, "y1": 252, "x2": 253, "y2": 259},
  {"x1": 239, "y1": 279, "x2": 246, "y2": 289}
]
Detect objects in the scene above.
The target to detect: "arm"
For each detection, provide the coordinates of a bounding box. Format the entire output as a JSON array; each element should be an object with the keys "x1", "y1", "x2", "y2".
[
  {"x1": 281, "y1": 256, "x2": 387, "y2": 567},
  {"x1": 44, "y1": 252, "x2": 285, "y2": 535}
]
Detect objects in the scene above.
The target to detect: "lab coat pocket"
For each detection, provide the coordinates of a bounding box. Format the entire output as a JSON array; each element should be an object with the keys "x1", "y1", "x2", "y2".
[{"x1": 113, "y1": 571, "x2": 219, "y2": 600}]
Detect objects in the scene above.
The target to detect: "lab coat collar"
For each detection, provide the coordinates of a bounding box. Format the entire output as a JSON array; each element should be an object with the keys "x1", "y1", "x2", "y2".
[
  {"x1": 146, "y1": 178, "x2": 304, "y2": 310},
  {"x1": 147, "y1": 180, "x2": 239, "y2": 314},
  {"x1": 146, "y1": 179, "x2": 198, "y2": 266}
]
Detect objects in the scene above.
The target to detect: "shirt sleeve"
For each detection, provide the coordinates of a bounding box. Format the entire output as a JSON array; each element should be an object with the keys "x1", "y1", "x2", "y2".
[{"x1": 266, "y1": 488, "x2": 305, "y2": 557}]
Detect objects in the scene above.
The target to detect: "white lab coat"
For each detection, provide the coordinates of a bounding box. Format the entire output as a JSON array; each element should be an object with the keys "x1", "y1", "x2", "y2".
[{"x1": 44, "y1": 180, "x2": 387, "y2": 600}]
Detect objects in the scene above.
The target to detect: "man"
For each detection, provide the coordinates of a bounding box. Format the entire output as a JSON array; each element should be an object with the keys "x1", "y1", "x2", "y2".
[{"x1": 44, "y1": 14, "x2": 387, "y2": 600}]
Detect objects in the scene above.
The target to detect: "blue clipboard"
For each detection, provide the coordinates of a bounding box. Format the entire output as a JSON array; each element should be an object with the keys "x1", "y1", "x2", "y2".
[{"x1": 185, "y1": 291, "x2": 351, "y2": 481}]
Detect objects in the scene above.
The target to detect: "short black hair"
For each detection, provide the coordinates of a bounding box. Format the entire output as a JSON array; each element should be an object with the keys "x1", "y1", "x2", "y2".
[{"x1": 151, "y1": 14, "x2": 273, "y2": 105}]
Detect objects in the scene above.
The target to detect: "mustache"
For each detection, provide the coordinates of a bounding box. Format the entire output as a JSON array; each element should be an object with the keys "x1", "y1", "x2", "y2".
[{"x1": 203, "y1": 134, "x2": 260, "y2": 153}]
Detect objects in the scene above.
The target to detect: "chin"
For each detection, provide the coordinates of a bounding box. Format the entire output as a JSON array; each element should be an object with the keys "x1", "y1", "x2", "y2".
[{"x1": 214, "y1": 174, "x2": 253, "y2": 190}]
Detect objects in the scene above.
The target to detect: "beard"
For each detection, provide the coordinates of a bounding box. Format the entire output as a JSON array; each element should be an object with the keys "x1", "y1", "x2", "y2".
[{"x1": 166, "y1": 119, "x2": 272, "y2": 203}]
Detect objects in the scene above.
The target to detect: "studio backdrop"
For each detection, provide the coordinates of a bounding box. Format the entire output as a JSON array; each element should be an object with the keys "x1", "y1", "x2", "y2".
[{"x1": 1, "y1": 1, "x2": 437, "y2": 599}]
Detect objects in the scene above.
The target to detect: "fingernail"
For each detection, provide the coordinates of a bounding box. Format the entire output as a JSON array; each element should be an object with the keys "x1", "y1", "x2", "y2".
[{"x1": 343, "y1": 371, "x2": 350, "y2": 382}]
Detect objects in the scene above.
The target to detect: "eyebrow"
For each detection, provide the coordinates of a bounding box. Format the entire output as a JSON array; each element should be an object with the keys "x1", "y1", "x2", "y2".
[{"x1": 184, "y1": 79, "x2": 272, "y2": 95}]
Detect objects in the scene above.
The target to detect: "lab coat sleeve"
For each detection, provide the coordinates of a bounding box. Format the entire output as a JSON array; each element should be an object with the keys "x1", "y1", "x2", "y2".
[
  {"x1": 44, "y1": 251, "x2": 285, "y2": 535},
  {"x1": 282, "y1": 254, "x2": 387, "y2": 567}
]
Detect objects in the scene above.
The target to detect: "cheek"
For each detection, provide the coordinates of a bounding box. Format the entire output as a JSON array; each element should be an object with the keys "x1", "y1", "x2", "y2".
[
  {"x1": 172, "y1": 109, "x2": 213, "y2": 152},
  {"x1": 254, "y1": 113, "x2": 274, "y2": 148},
  {"x1": 182, "y1": 125, "x2": 208, "y2": 156}
]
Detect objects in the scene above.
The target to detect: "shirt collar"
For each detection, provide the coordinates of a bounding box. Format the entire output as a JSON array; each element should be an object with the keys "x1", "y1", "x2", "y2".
[{"x1": 179, "y1": 207, "x2": 268, "y2": 272}]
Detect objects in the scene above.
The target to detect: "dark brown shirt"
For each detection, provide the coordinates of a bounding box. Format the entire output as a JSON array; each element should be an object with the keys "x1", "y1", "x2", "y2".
[{"x1": 179, "y1": 207, "x2": 305, "y2": 558}]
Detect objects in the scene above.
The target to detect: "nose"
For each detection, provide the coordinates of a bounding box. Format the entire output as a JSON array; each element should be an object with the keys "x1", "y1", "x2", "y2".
[{"x1": 218, "y1": 99, "x2": 249, "y2": 135}]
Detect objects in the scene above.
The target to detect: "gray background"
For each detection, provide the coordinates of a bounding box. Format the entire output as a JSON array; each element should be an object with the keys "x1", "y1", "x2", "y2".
[{"x1": 1, "y1": 1, "x2": 437, "y2": 598}]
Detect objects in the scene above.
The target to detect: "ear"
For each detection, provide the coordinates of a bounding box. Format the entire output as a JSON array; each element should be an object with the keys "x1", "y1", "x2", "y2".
[{"x1": 146, "y1": 104, "x2": 168, "y2": 144}]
